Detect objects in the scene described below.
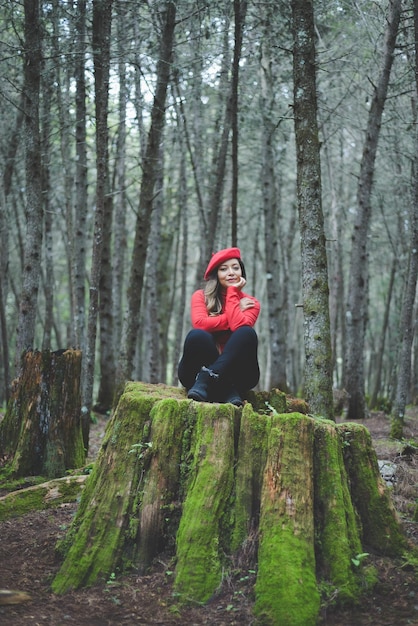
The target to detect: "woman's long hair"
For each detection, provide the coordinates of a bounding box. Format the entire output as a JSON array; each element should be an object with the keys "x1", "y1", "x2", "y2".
[{"x1": 204, "y1": 259, "x2": 246, "y2": 315}]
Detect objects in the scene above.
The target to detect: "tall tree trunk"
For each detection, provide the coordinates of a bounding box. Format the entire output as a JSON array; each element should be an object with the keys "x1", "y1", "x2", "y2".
[
  {"x1": 291, "y1": 0, "x2": 333, "y2": 420},
  {"x1": 51, "y1": 0, "x2": 75, "y2": 349},
  {"x1": 391, "y1": 0, "x2": 418, "y2": 438},
  {"x1": 345, "y1": 0, "x2": 401, "y2": 420},
  {"x1": 369, "y1": 255, "x2": 397, "y2": 409},
  {"x1": 16, "y1": 0, "x2": 43, "y2": 367},
  {"x1": 95, "y1": 188, "x2": 114, "y2": 412},
  {"x1": 40, "y1": 58, "x2": 54, "y2": 351},
  {"x1": 112, "y1": 0, "x2": 128, "y2": 358},
  {"x1": 116, "y1": 1, "x2": 176, "y2": 394},
  {"x1": 0, "y1": 102, "x2": 23, "y2": 401},
  {"x1": 82, "y1": 0, "x2": 113, "y2": 440},
  {"x1": 171, "y1": 99, "x2": 188, "y2": 385},
  {"x1": 196, "y1": 2, "x2": 233, "y2": 284},
  {"x1": 230, "y1": 0, "x2": 247, "y2": 246},
  {"x1": 260, "y1": 15, "x2": 288, "y2": 392},
  {"x1": 144, "y1": 148, "x2": 164, "y2": 384},
  {"x1": 72, "y1": 0, "x2": 88, "y2": 352}
]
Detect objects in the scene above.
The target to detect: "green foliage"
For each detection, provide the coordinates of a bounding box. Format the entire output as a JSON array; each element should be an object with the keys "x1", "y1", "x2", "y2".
[{"x1": 351, "y1": 552, "x2": 370, "y2": 567}]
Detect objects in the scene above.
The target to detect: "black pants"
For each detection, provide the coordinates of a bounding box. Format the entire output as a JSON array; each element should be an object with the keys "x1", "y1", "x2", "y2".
[{"x1": 178, "y1": 325, "x2": 260, "y2": 395}]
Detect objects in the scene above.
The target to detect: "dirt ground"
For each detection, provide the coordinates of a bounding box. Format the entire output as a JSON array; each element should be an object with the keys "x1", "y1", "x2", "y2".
[{"x1": 0, "y1": 408, "x2": 417, "y2": 626}]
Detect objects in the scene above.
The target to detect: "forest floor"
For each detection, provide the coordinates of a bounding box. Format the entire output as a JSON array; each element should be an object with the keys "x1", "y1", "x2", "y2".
[{"x1": 0, "y1": 406, "x2": 417, "y2": 626}]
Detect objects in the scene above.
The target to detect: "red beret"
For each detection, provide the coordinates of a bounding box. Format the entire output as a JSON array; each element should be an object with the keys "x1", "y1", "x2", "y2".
[{"x1": 204, "y1": 247, "x2": 241, "y2": 280}]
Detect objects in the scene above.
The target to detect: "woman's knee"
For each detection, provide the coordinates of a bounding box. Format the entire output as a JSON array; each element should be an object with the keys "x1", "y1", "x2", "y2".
[
  {"x1": 233, "y1": 325, "x2": 258, "y2": 346},
  {"x1": 183, "y1": 328, "x2": 212, "y2": 347}
]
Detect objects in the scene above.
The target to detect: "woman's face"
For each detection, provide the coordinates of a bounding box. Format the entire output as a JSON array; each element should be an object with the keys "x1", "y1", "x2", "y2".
[{"x1": 217, "y1": 258, "x2": 242, "y2": 290}]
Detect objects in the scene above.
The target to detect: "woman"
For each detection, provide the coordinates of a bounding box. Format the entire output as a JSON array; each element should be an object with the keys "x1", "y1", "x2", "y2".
[{"x1": 178, "y1": 247, "x2": 260, "y2": 406}]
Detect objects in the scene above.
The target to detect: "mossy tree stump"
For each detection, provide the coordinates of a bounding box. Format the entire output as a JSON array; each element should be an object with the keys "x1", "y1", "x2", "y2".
[
  {"x1": 0, "y1": 349, "x2": 85, "y2": 478},
  {"x1": 52, "y1": 382, "x2": 410, "y2": 626}
]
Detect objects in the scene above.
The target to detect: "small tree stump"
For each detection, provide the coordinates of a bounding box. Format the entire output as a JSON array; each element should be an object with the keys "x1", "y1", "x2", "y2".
[
  {"x1": 52, "y1": 382, "x2": 410, "y2": 625},
  {"x1": 0, "y1": 349, "x2": 85, "y2": 478}
]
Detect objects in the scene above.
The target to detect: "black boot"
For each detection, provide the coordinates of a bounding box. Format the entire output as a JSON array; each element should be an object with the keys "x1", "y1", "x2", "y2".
[
  {"x1": 222, "y1": 385, "x2": 243, "y2": 407},
  {"x1": 188, "y1": 366, "x2": 219, "y2": 402}
]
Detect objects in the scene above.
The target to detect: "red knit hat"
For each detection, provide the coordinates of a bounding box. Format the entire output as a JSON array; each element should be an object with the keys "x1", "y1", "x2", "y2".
[{"x1": 204, "y1": 247, "x2": 241, "y2": 280}]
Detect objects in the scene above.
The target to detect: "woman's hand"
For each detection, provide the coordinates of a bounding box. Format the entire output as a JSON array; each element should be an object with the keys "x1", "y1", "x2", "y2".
[
  {"x1": 239, "y1": 296, "x2": 255, "y2": 311},
  {"x1": 233, "y1": 276, "x2": 246, "y2": 290}
]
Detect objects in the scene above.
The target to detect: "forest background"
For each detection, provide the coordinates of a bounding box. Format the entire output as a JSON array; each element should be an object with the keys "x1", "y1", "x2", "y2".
[{"x1": 0, "y1": 0, "x2": 417, "y2": 432}]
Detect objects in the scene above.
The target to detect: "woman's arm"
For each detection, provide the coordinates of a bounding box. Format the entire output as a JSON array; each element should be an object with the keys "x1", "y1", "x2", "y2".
[
  {"x1": 190, "y1": 290, "x2": 230, "y2": 331},
  {"x1": 224, "y1": 287, "x2": 260, "y2": 331}
]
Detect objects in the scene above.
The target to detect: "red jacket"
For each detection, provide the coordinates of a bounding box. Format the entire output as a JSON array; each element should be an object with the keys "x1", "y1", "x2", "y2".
[{"x1": 190, "y1": 287, "x2": 260, "y2": 352}]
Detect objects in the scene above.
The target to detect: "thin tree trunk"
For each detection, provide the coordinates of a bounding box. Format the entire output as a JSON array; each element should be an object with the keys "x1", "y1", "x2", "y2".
[
  {"x1": 230, "y1": 0, "x2": 247, "y2": 247},
  {"x1": 112, "y1": 0, "x2": 128, "y2": 357},
  {"x1": 1, "y1": 99, "x2": 24, "y2": 400},
  {"x1": 370, "y1": 255, "x2": 397, "y2": 409},
  {"x1": 95, "y1": 188, "x2": 114, "y2": 412},
  {"x1": 345, "y1": 0, "x2": 401, "y2": 420},
  {"x1": 116, "y1": 1, "x2": 176, "y2": 394},
  {"x1": 171, "y1": 101, "x2": 188, "y2": 385},
  {"x1": 40, "y1": 59, "x2": 54, "y2": 351},
  {"x1": 391, "y1": 1, "x2": 418, "y2": 438},
  {"x1": 144, "y1": 148, "x2": 164, "y2": 384},
  {"x1": 291, "y1": 0, "x2": 334, "y2": 420},
  {"x1": 16, "y1": 0, "x2": 43, "y2": 368},
  {"x1": 82, "y1": 0, "x2": 113, "y2": 440},
  {"x1": 72, "y1": 0, "x2": 88, "y2": 352},
  {"x1": 260, "y1": 20, "x2": 288, "y2": 392},
  {"x1": 196, "y1": 3, "x2": 233, "y2": 283},
  {"x1": 51, "y1": 0, "x2": 75, "y2": 349}
]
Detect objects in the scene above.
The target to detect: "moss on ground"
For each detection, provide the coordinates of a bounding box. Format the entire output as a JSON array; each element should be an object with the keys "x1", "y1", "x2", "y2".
[{"x1": 0, "y1": 474, "x2": 87, "y2": 522}]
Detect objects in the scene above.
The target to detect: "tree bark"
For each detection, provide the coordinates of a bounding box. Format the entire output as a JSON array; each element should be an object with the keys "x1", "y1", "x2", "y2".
[
  {"x1": 0, "y1": 349, "x2": 85, "y2": 478},
  {"x1": 52, "y1": 383, "x2": 409, "y2": 625},
  {"x1": 345, "y1": 0, "x2": 401, "y2": 420},
  {"x1": 82, "y1": 0, "x2": 113, "y2": 437},
  {"x1": 16, "y1": 0, "x2": 43, "y2": 365},
  {"x1": 116, "y1": 1, "x2": 176, "y2": 393},
  {"x1": 230, "y1": 0, "x2": 247, "y2": 247},
  {"x1": 0, "y1": 96, "x2": 24, "y2": 403},
  {"x1": 112, "y1": 0, "x2": 129, "y2": 362},
  {"x1": 291, "y1": 0, "x2": 334, "y2": 420},
  {"x1": 260, "y1": 15, "x2": 289, "y2": 391},
  {"x1": 390, "y1": 0, "x2": 418, "y2": 438},
  {"x1": 370, "y1": 255, "x2": 397, "y2": 409},
  {"x1": 72, "y1": 0, "x2": 88, "y2": 352}
]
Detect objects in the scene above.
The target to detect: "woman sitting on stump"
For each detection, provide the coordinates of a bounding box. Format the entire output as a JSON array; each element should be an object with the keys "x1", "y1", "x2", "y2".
[{"x1": 178, "y1": 247, "x2": 260, "y2": 407}]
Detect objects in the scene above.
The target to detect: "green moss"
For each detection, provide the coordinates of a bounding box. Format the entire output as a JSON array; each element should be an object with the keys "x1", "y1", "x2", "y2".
[
  {"x1": 53, "y1": 388, "x2": 161, "y2": 592},
  {"x1": 0, "y1": 472, "x2": 46, "y2": 491},
  {"x1": 231, "y1": 405, "x2": 268, "y2": 552},
  {"x1": 247, "y1": 389, "x2": 288, "y2": 414},
  {"x1": 131, "y1": 398, "x2": 189, "y2": 569},
  {"x1": 0, "y1": 475, "x2": 87, "y2": 522},
  {"x1": 254, "y1": 414, "x2": 320, "y2": 625},
  {"x1": 338, "y1": 423, "x2": 408, "y2": 557},
  {"x1": 174, "y1": 403, "x2": 235, "y2": 603},
  {"x1": 313, "y1": 421, "x2": 363, "y2": 604},
  {"x1": 255, "y1": 528, "x2": 320, "y2": 625},
  {"x1": 48, "y1": 382, "x2": 411, "y2": 623}
]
